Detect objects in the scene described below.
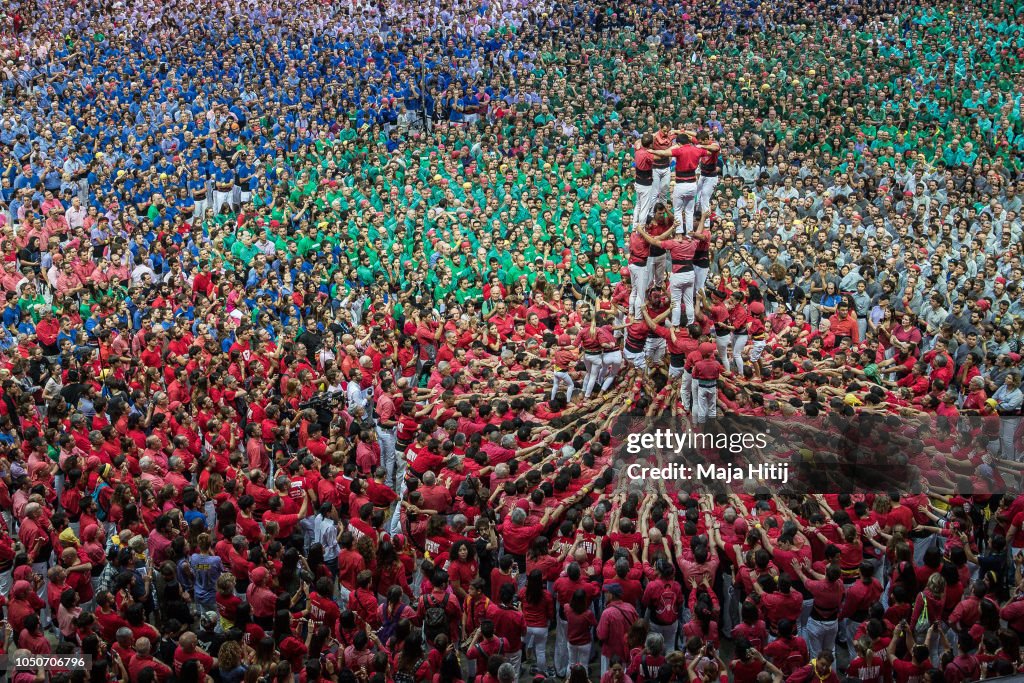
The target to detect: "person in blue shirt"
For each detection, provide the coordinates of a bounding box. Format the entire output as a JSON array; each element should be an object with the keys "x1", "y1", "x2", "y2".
[
  {"x1": 212, "y1": 159, "x2": 236, "y2": 215},
  {"x1": 2, "y1": 292, "x2": 20, "y2": 330}
]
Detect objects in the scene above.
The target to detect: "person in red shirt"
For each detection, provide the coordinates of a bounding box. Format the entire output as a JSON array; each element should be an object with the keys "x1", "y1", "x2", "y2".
[
  {"x1": 691, "y1": 342, "x2": 723, "y2": 424},
  {"x1": 245, "y1": 567, "x2": 278, "y2": 630},
  {"x1": 762, "y1": 619, "x2": 809, "y2": 677},
  {"x1": 829, "y1": 301, "x2": 860, "y2": 344},
  {"x1": 128, "y1": 638, "x2": 172, "y2": 683},
  {"x1": 596, "y1": 583, "x2": 639, "y2": 675},
  {"x1": 887, "y1": 630, "x2": 931, "y2": 683},
  {"x1": 575, "y1": 313, "x2": 612, "y2": 399},
  {"x1": 500, "y1": 505, "x2": 560, "y2": 575},
  {"x1": 637, "y1": 224, "x2": 707, "y2": 328},
  {"x1": 786, "y1": 652, "x2": 840, "y2": 683},
  {"x1": 841, "y1": 563, "x2": 884, "y2": 660},
  {"x1": 642, "y1": 558, "x2": 684, "y2": 654},
  {"x1": 485, "y1": 582, "x2": 527, "y2": 676},
  {"x1": 416, "y1": 570, "x2": 462, "y2": 647},
  {"x1": 519, "y1": 570, "x2": 555, "y2": 673},
  {"x1": 790, "y1": 562, "x2": 843, "y2": 660},
  {"x1": 725, "y1": 291, "x2": 751, "y2": 376},
  {"x1": 632, "y1": 134, "x2": 657, "y2": 229},
  {"x1": 349, "y1": 570, "x2": 381, "y2": 630},
  {"x1": 172, "y1": 631, "x2": 215, "y2": 677},
  {"x1": 564, "y1": 588, "x2": 598, "y2": 672},
  {"x1": 654, "y1": 134, "x2": 707, "y2": 235},
  {"x1": 943, "y1": 633, "x2": 981, "y2": 683},
  {"x1": 374, "y1": 375, "x2": 399, "y2": 488},
  {"x1": 847, "y1": 637, "x2": 885, "y2": 683},
  {"x1": 465, "y1": 618, "x2": 510, "y2": 673},
  {"x1": 627, "y1": 229, "x2": 652, "y2": 319}
]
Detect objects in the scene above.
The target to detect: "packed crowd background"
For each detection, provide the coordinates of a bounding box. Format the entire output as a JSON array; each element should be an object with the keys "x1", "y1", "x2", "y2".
[{"x1": 1, "y1": 0, "x2": 1024, "y2": 681}]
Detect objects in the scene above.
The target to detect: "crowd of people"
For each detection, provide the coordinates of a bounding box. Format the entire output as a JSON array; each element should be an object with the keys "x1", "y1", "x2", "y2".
[{"x1": 1, "y1": 0, "x2": 1024, "y2": 681}]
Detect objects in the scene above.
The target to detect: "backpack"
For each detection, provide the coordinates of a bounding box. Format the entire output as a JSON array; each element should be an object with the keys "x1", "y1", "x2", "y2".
[
  {"x1": 783, "y1": 647, "x2": 808, "y2": 676},
  {"x1": 639, "y1": 654, "x2": 661, "y2": 683},
  {"x1": 475, "y1": 638, "x2": 505, "y2": 662},
  {"x1": 913, "y1": 594, "x2": 930, "y2": 639},
  {"x1": 92, "y1": 480, "x2": 110, "y2": 522},
  {"x1": 422, "y1": 593, "x2": 450, "y2": 644},
  {"x1": 652, "y1": 583, "x2": 678, "y2": 625},
  {"x1": 378, "y1": 604, "x2": 404, "y2": 644},
  {"x1": 394, "y1": 657, "x2": 426, "y2": 683}
]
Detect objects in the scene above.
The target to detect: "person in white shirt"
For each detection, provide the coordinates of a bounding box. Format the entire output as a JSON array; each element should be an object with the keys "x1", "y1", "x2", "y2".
[
  {"x1": 993, "y1": 372, "x2": 1024, "y2": 461},
  {"x1": 65, "y1": 197, "x2": 86, "y2": 230}
]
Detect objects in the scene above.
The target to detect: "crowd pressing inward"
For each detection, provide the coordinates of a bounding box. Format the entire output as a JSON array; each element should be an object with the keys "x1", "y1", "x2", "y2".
[{"x1": 2, "y1": 0, "x2": 1024, "y2": 681}]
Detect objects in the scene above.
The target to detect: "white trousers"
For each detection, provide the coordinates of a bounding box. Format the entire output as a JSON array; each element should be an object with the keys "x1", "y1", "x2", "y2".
[
  {"x1": 600, "y1": 351, "x2": 623, "y2": 392},
  {"x1": 570, "y1": 643, "x2": 592, "y2": 669},
  {"x1": 525, "y1": 626, "x2": 549, "y2": 669},
  {"x1": 671, "y1": 181, "x2": 698, "y2": 234},
  {"x1": 696, "y1": 175, "x2": 719, "y2": 213},
  {"x1": 193, "y1": 196, "x2": 209, "y2": 219},
  {"x1": 749, "y1": 339, "x2": 767, "y2": 363},
  {"x1": 653, "y1": 167, "x2": 672, "y2": 203},
  {"x1": 628, "y1": 262, "x2": 650, "y2": 319},
  {"x1": 804, "y1": 617, "x2": 838, "y2": 662},
  {"x1": 645, "y1": 336, "x2": 667, "y2": 367},
  {"x1": 1001, "y1": 417, "x2": 1021, "y2": 461},
  {"x1": 583, "y1": 353, "x2": 604, "y2": 398},
  {"x1": 213, "y1": 190, "x2": 234, "y2": 215},
  {"x1": 695, "y1": 384, "x2": 717, "y2": 424},
  {"x1": 732, "y1": 333, "x2": 748, "y2": 376},
  {"x1": 552, "y1": 371, "x2": 575, "y2": 402},
  {"x1": 624, "y1": 348, "x2": 648, "y2": 371},
  {"x1": 668, "y1": 269, "x2": 696, "y2": 326},
  {"x1": 648, "y1": 253, "x2": 667, "y2": 288},
  {"x1": 695, "y1": 265, "x2": 709, "y2": 292},
  {"x1": 633, "y1": 182, "x2": 657, "y2": 228},
  {"x1": 376, "y1": 426, "x2": 399, "y2": 487},
  {"x1": 554, "y1": 615, "x2": 569, "y2": 676},
  {"x1": 715, "y1": 333, "x2": 733, "y2": 373}
]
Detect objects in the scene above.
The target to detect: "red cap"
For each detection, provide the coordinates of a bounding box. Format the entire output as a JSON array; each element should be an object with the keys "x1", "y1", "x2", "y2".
[
  {"x1": 620, "y1": 267, "x2": 630, "y2": 278},
  {"x1": 976, "y1": 299, "x2": 991, "y2": 311},
  {"x1": 698, "y1": 342, "x2": 716, "y2": 356}
]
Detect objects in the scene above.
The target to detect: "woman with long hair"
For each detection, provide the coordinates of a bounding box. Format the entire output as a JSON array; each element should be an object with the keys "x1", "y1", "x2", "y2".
[
  {"x1": 565, "y1": 588, "x2": 597, "y2": 669},
  {"x1": 912, "y1": 573, "x2": 946, "y2": 644},
  {"x1": 447, "y1": 540, "x2": 478, "y2": 602},
  {"x1": 393, "y1": 631, "x2": 431, "y2": 682},
  {"x1": 519, "y1": 569, "x2": 554, "y2": 675},
  {"x1": 377, "y1": 585, "x2": 416, "y2": 647},
  {"x1": 375, "y1": 541, "x2": 413, "y2": 602}
]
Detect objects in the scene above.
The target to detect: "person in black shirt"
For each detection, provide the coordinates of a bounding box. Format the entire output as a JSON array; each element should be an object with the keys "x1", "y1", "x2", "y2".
[
  {"x1": 777, "y1": 273, "x2": 806, "y2": 312},
  {"x1": 296, "y1": 324, "x2": 323, "y2": 361}
]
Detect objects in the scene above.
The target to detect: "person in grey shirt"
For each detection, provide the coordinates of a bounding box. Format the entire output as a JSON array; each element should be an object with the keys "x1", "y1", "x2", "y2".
[
  {"x1": 919, "y1": 292, "x2": 949, "y2": 338},
  {"x1": 309, "y1": 503, "x2": 341, "y2": 572},
  {"x1": 850, "y1": 280, "x2": 872, "y2": 340}
]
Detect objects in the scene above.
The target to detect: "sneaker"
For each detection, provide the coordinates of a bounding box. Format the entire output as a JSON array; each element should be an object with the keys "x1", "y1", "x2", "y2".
[
  {"x1": 530, "y1": 667, "x2": 540, "y2": 677},
  {"x1": 546, "y1": 668, "x2": 557, "y2": 678}
]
